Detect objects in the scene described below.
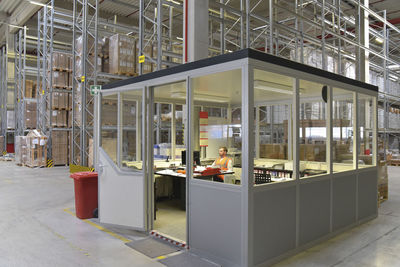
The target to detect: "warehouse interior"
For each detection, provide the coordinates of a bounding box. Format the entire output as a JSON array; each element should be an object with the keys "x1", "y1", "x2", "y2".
[{"x1": 0, "y1": 0, "x2": 399, "y2": 266}]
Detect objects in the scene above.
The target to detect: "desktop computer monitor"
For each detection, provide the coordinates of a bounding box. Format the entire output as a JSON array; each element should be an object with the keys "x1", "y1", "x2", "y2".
[{"x1": 181, "y1": 150, "x2": 200, "y2": 166}]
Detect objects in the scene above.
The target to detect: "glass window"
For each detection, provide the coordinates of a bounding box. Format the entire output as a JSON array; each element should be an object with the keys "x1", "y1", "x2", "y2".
[
  {"x1": 121, "y1": 90, "x2": 143, "y2": 170},
  {"x1": 191, "y1": 69, "x2": 242, "y2": 185},
  {"x1": 332, "y1": 88, "x2": 355, "y2": 172},
  {"x1": 358, "y1": 93, "x2": 375, "y2": 167},
  {"x1": 153, "y1": 81, "x2": 186, "y2": 166},
  {"x1": 253, "y1": 69, "x2": 294, "y2": 184},
  {"x1": 299, "y1": 80, "x2": 328, "y2": 178},
  {"x1": 101, "y1": 93, "x2": 118, "y2": 164}
]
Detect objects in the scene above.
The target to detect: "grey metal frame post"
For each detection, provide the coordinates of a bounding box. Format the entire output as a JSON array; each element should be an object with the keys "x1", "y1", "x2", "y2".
[
  {"x1": 293, "y1": 77, "x2": 300, "y2": 247},
  {"x1": 0, "y1": 47, "x2": 6, "y2": 147},
  {"x1": 147, "y1": 86, "x2": 154, "y2": 232},
  {"x1": 186, "y1": 76, "x2": 193, "y2": 246},
  {"x1": 72, "y1": 0, "x2": 99, "y2": 166},
  {"x1": 241, "y1": 63, "x2": 254, "y2": 266}
]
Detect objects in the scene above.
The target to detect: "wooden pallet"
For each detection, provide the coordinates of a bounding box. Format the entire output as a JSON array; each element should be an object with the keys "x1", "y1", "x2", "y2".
[
  {"x1": 53, "y1": 67, "x2": 72, "y2": 73},
  {"x1": 113, "y1": 71, "x2": 136, "y2": 77},
  {"x1": 53, "y1": 85, "x2": 70, "y2": 90},
  {"x1": 390, "y1": 159, "x2": 400, "y2": 166}
]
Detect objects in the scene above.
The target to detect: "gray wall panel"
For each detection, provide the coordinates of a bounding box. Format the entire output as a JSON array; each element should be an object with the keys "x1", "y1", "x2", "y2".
[
  {"x1": 253, "y1": 186, "x2": 297, "y2": 265},
  {"x1": 358, "y1": 169, "x2": 378, "y2": 220},
  {"x1": 299, "y1": 180, "x2": 330, "y2": 245},
  {"x1": 332, "y1": 175, "x2": 357, "y2": 231},
  {"x1": 189, "y1": 184, "x2": 241, "y2": 266}
]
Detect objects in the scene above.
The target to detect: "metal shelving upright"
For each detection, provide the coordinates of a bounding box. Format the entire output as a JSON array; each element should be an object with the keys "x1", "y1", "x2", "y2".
[{"x1": 0, "y1": 46, "x2": 7, "y2": 151}]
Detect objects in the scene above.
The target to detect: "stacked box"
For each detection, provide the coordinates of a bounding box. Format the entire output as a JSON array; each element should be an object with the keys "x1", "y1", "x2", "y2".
[
  {"x1": 52, "y1": 71, "x2": 69, "y2": 88},
  {"x1": 15, "y1": 136, "x2": 28, "y2": 165},
  {"x1": 51, "y1": 131, "x2": 69, "y2": 165},
  {"x1": 260, "y1": 144, "x2": 287, "y2": 159},
  {"x1": 101, "y1": 37, "x2": 109, "y2": 57},
  {"x1": 25, "y1": 130, "x2": 47, "y2": 167},
  {"x1": 109, "y1": 34, "x2": 135, "y2": 75},
  {"x1": 102, "y1": 100, "x2": 118, "y2": 125},
  {"x1": 51, "y1": 92, "x2": 70, "y2": 110},
  {"x1": 123, "y1": 101, "x2": 137, "y2": 126},
  {"x1": 299, "y1": 144, "x2": 326, "y2": 162},
  {"x1": 52, "y1": 52, "x2": 71, "y2": 70},
  {"x1": 25, "y1": 80, "x2": 37, "y2": 98},
  {"x1": 102, "y1": 137, "x2": 117, "y2": 163},
  {"x1": 50, "y1": 110, "x2": 68, "y2": 127},
  {"x1": 136, "y1": 41, "x2": 154, "y2": 74},
  {"x1": 15, "y1": 130, "x2": 47, "y2": 167},
  {"x1": 25, "y1": 101, "x2": 37, "y2": 129}
]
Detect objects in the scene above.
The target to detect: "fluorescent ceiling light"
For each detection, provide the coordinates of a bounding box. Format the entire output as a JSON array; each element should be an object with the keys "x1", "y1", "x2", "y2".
[
  {"x1": 166, "y1": 0, "x2": 181, "y2": 5},
  {"x1": 254, "y1": 80, "x2": 305, "y2": 95},
  {"x1": 172, "y1": 91, "x2": 227, "y2": 103},
  {"x1": 29, "y1": 0, "x2": 52, "y2": 7},
  {"x1": 388, "y1": 64, "x2": 400, "y2": 70},
  {"x1": 375, "y1": 37, "x2": 384, "y2": 44}
]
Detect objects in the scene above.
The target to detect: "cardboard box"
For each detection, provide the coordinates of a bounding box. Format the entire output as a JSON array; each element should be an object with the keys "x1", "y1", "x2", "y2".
[
  {"x1": 52, "y1": 52, "x2": 71, "y2": 70},
  {"x1": 109, "y1": 34, "x2": 135, "y2": 75},
  {"x1": 50, "y1": 110, "x2": 67, "y2": 127},
  {"x1": 25, "y1": 80, "x2": 36, "y2": 98},
  {"x1": 25, "y1": 101, "x2": 37, "y2": 129},
  {"x1": 52, "y1": 71, "x2": 68, "y2": 88},
  {"x1": 102, "y1": 100, "x2": 118, "y2": 125},
  {"x1": 16, "y1": 130, "x2": 48, "y2": 167},
  {"x1": 260, "y1": 144, "x2": 287, "y2": 159},
  {"x1": 51, "y1": 130, "x2": 69, "y2": 165}
]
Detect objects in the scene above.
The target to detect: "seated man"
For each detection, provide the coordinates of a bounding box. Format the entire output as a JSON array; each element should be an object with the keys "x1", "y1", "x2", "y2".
[{"x1": 212, "y1": 146, "x2": 233, "y2": 182}]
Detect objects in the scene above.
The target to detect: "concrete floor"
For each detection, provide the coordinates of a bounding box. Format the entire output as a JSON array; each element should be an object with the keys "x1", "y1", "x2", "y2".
[
  {"x1": 0, "y1": 161, "x2": 163, "y2": 267},
  {"x1": 154, "y1": 199, "x2": 186, "y2": 242},
  {"x1": 1, "y1": 161, "x2": 400, "y2": 266}
]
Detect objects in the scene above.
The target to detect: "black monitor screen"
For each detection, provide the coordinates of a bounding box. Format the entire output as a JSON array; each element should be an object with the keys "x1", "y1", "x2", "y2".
[{"x1": 181, "y1": 150, "x2": 200, "y2": 166}]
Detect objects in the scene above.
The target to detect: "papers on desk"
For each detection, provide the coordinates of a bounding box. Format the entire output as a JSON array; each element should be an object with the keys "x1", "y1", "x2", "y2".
[
  {"x1": 156, "y1": 169, "x2": 177, "y2": 175},
  {"x1": 194, "y1": 166, "x2": 206, "y2": 172},
  {"x1": 156, "y1": 169, "x2": 186, "y2": 177}
]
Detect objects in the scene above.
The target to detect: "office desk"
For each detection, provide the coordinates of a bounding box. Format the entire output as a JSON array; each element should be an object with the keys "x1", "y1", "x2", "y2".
[{"x1": 155, "y1": 169, "x2": 234, "y2": 209}]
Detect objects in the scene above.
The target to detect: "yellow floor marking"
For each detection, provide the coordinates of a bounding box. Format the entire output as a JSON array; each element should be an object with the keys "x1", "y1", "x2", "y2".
[
  {"x1": 64, "y1": 208, "x2": 131, "y2": 243},
  {"x1": 156, "y1": 256, "x2": 166, "y2": 260}
]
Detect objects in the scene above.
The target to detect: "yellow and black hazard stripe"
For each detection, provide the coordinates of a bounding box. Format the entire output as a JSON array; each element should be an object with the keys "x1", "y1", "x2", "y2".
[
  {"x1": 2, "y1": 151, "x2": 6, "y2": 156},
  {"x1": 47, "y1": 159, "x2": 54, "y2": 168},
  {"x1": 69, "y1": 164, "x2": 95, "y2": 173}
]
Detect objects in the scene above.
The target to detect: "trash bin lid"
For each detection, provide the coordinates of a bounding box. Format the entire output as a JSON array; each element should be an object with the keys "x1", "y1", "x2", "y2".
[{"x1": 70, "y1": 171, "x2": 98, "y2": 180}]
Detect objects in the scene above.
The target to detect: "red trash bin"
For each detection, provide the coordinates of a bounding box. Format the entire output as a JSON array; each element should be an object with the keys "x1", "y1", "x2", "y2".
[{"x1": 70, "y1": 172, "x2": 98, "y2": 219}]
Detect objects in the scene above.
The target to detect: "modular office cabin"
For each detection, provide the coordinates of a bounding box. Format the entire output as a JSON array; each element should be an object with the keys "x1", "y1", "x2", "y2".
[{"x1": 93, "y1": 49, "x2": 378, "y2": 267}]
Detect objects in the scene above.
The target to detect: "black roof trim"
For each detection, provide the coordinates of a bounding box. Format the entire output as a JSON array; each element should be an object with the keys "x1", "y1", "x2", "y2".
[{"x1": 103, "y1": 48, "x2": 378, "y2": 92}]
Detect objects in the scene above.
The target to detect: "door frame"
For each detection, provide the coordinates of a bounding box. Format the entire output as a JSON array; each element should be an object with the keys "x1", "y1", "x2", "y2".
[{"x1": 147, "y1": 78, "x2": 190, "y2": 243}]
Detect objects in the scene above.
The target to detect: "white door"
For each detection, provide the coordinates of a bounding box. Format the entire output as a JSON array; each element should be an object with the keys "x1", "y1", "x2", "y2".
[{"x1": 97, "y1": 89, "x2": 148, "y2": 230}]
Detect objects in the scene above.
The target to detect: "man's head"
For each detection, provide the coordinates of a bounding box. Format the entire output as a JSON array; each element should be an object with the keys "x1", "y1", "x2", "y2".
[{"x1": 219, "y1": 147, "x2": 228, "y2": 157}]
